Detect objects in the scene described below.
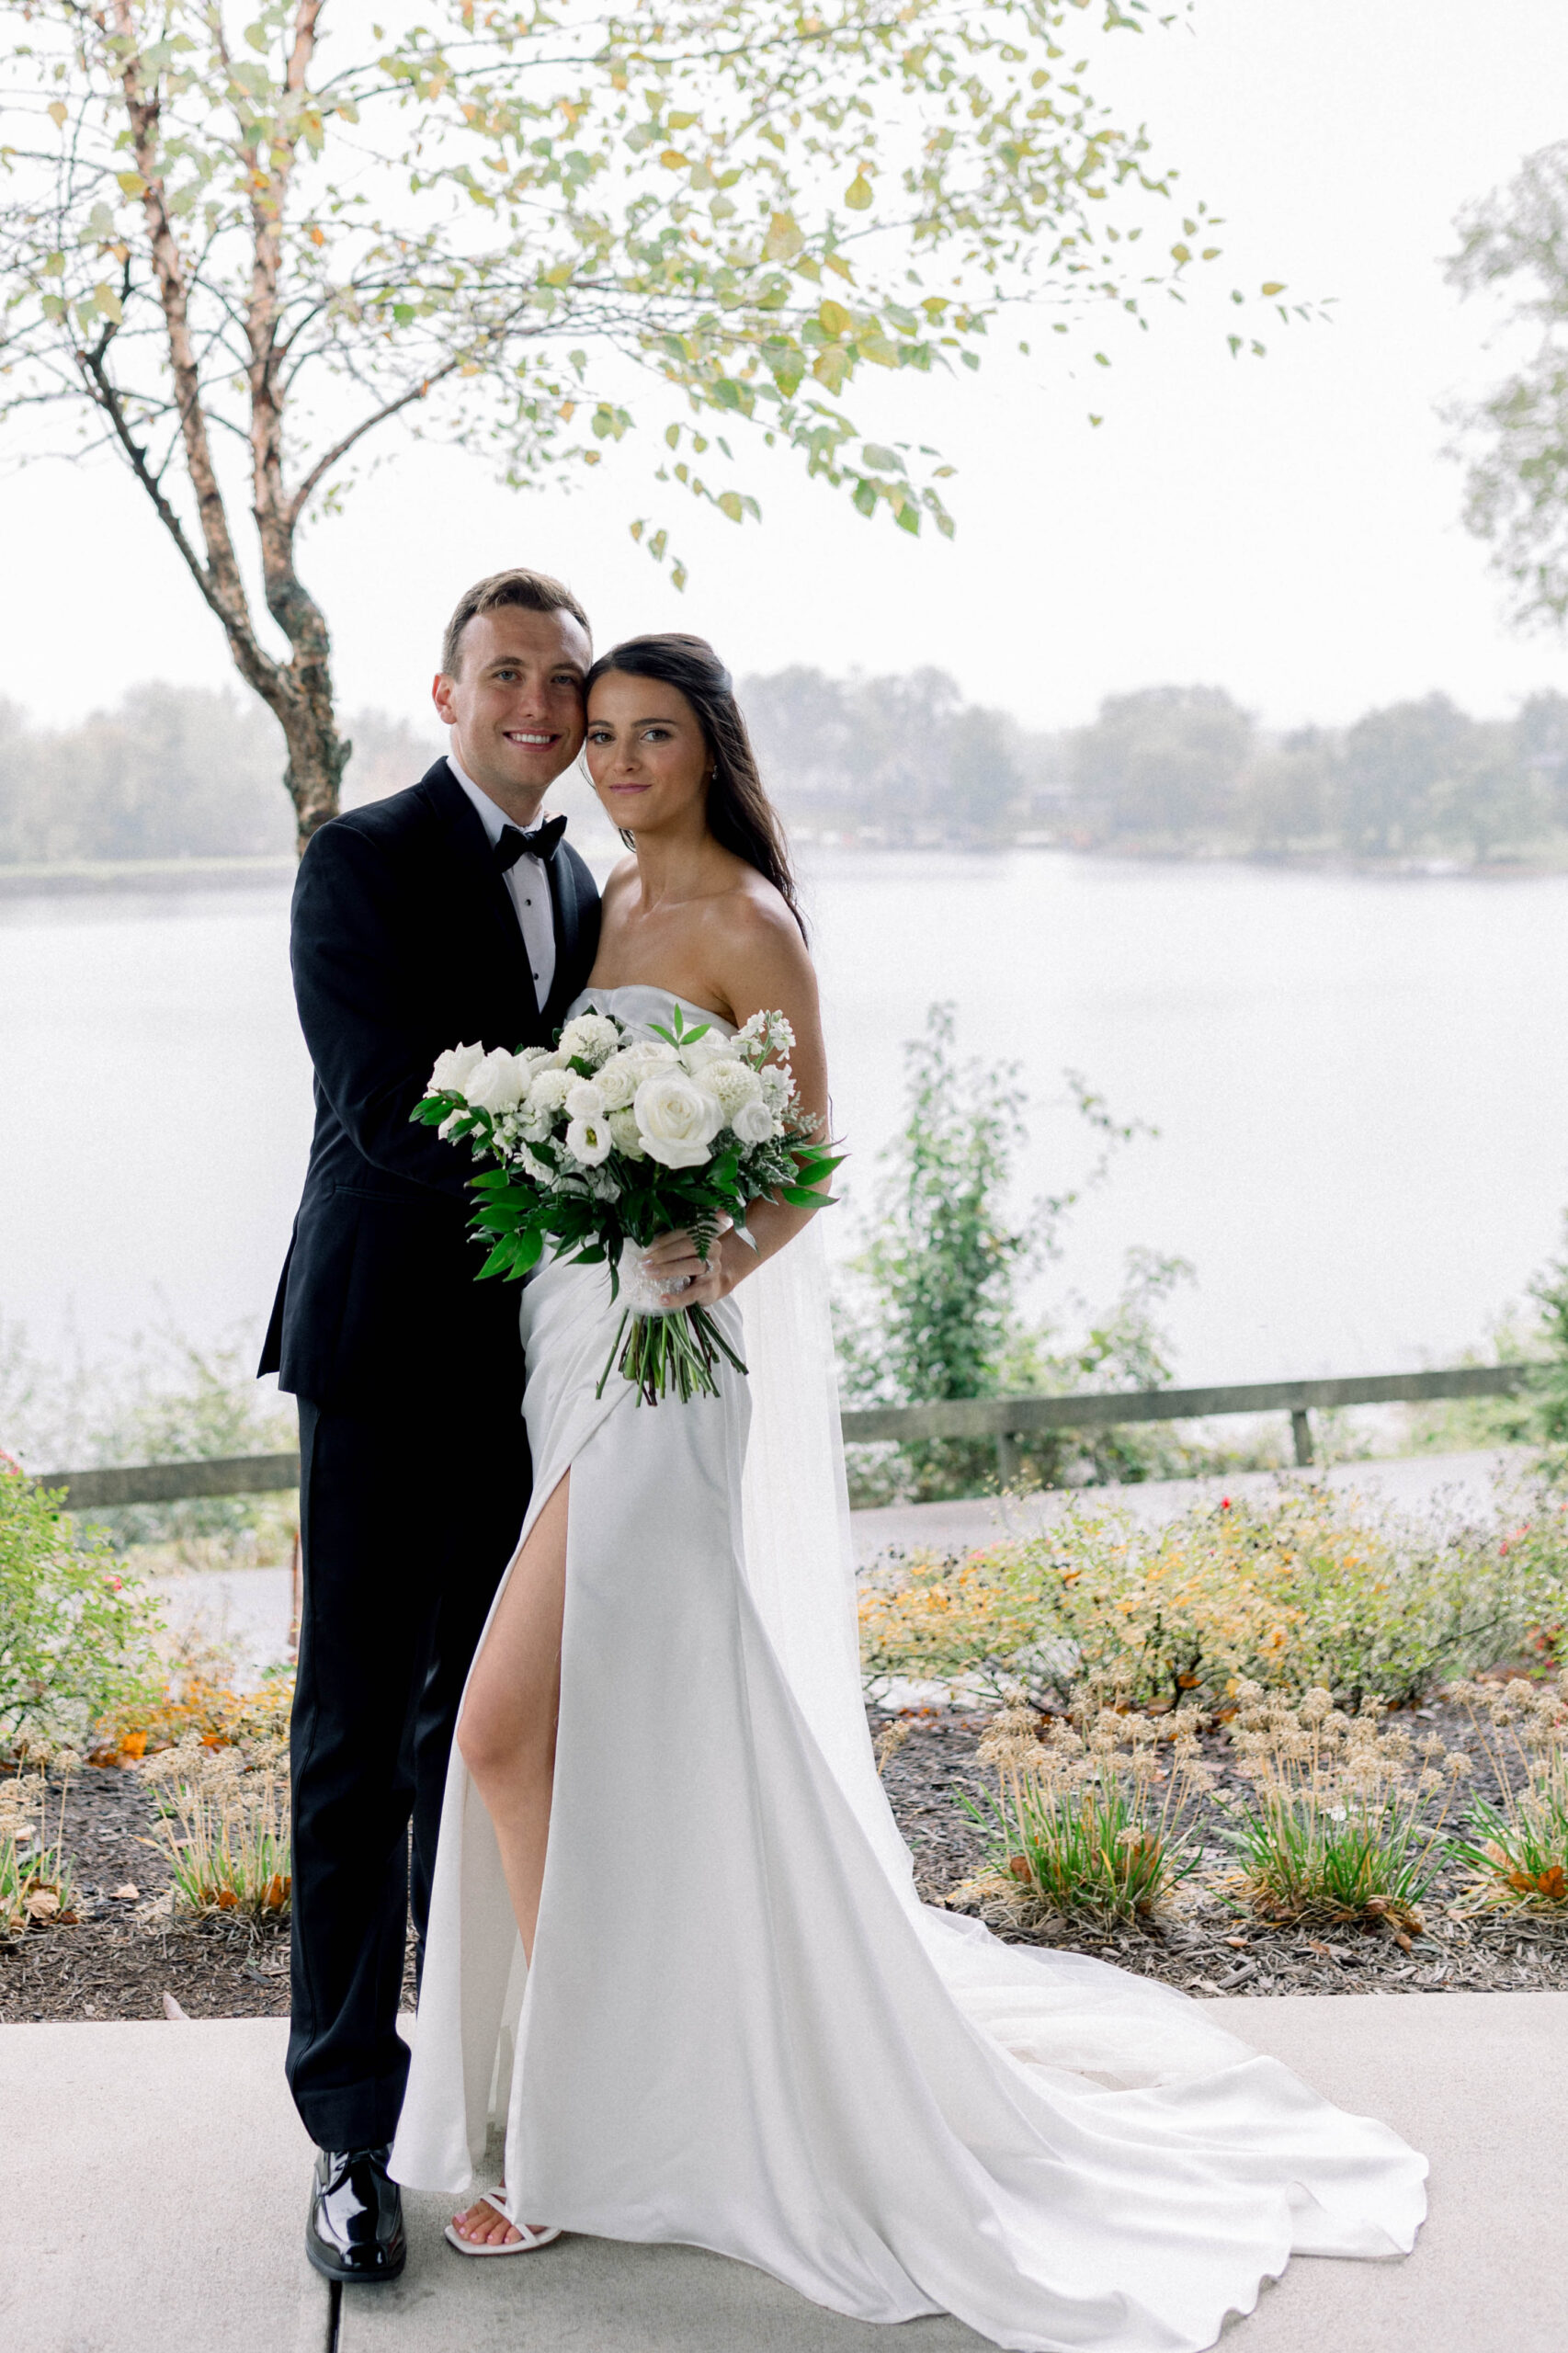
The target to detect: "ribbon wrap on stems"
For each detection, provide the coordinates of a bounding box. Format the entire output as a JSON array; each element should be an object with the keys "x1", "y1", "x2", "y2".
[{"x1": 596, "y1": 1236, "x2": 749, "y2": 1405}]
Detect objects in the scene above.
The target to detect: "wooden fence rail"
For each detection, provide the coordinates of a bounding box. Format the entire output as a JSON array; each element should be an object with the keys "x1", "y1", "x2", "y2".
[{"x1": 32, "y1": 1363, "x2": 1530, "y2": 1509}]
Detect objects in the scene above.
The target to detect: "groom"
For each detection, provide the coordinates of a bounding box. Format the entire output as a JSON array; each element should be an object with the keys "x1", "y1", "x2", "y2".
[{"x1": 259, "y1": 568, "x2": 599, "y2": 2283}]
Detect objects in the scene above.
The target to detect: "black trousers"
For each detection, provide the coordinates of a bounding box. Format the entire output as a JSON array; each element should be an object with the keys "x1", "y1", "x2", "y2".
[{"x1": 286, "y1": 1391, "x2": 530, "y2": 2149}]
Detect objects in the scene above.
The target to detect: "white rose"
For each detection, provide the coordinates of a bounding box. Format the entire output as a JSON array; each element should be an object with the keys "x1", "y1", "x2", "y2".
[
  {"x1": 464, "y1": 1048, "x2": 528, "y2": 1116},
  {"x1": 528, "y1": 1068, "x2": 573, "y2": 1117},
  {"x1": 558, "y1": 1012, "x2": 622, "y2": 1068},
  {"x1": 705, "y1": 1059, "x2": 763, "y2": 1120},
  {"x1": 565, "y1": 1078, "x2": 607, "y2": 1121},
  {"x1": 565, "y1": 1114, "x2": 613, "y2": 1167},
  {"x1": 430, "y1": 1040, "x2": 484, "y2": 1096},
  {"x1": 633, "y1": 1072, "x2": 725, "y2": 1169},
  {"x1": 595, "y1": 1051, "x2": 641, "y2": 1111},
  {"x1": 608, "y1": 1107, "x2": 645, "y2": 1158},
  {"x1": 731, "y1": 1097, "x2": 778, "y2": 1145}
]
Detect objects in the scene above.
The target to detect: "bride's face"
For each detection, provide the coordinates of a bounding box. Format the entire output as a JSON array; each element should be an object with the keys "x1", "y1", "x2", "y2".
[{"x1": 584, "y1": 672, "x2": 711, "y2": 835}]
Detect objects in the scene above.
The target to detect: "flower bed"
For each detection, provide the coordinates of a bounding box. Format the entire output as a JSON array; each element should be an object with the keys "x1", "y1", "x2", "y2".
[{"x1": 859, "y1": 1482, "x2": 1568, "y2": 1715}]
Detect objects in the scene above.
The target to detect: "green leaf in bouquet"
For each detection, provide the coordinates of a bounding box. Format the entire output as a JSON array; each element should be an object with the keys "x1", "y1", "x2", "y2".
[
  {"x1": 474, "y1": 1204, "x2": 525, "y2": 1232},
  {"x1": 476, "y1": 1238, "x2": 517, "y2": 1280}
]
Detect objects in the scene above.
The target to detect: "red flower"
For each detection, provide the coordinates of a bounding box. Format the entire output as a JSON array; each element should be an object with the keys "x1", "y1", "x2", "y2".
[{"x1": 1221, "y1": 1496, "x2": 1232, "y2": 1511}]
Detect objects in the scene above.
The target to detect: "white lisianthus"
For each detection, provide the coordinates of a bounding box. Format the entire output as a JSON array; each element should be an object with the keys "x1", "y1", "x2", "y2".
[
  {"x1": 705, "y1": 1059, "x2": 763, "y2": 1121},
  {"x1": 759, "y1": 1063, "x2": 792, "y2": 1110},
  {"x1": 595, "y1": 1052, "x2": 641, "y2": 1111},
  {"x1": 565, "y1": 1114, "x2": 614, "y2": 1167},
  {"x1": 633, "y1": 1072, "x2": 724, "y2": 1168},
  {"x1": 558, "y1": 1012, "x2": 622, "y2": 1068},
  {"x1": 608, "y1": 1107, "x2": 646, "y2": 1158},
  {"x1": 464, "y1": 1048, "x2": 528, "y2": 1115},
  {"x1": 528, "y1": 1068, "x2": 573, "y2": 1117},
  {"x1": 430, "y1": 1040, "x2": 484, "y2": 1096},
  {"x1": 565, "y1": 1077, "x2": 608, "y2": 1121},
  {"x1": 730, "y1": 1097, "x2": 778, "y2": 1145}
]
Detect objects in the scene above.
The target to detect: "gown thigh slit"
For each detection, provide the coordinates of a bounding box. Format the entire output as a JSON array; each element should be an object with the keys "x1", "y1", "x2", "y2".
[{"x1": 391, "y1": 988, "x2": 1427, "y2": 2353}]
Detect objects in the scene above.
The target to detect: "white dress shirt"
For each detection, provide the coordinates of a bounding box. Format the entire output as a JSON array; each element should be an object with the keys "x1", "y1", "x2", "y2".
[{"x1": 448, "y1": 754, "x2": 557, "y2": 1010}]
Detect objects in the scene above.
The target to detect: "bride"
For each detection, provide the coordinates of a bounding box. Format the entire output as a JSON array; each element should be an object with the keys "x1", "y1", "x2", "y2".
[{"x1": 390, "y1": 633, "x2": 1426, "y2": 2351}]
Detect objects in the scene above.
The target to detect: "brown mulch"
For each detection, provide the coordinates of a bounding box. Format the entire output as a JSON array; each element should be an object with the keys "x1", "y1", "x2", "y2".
[
  {"x1": 4, "y1": 1704, "x2": 1563, "y2": 2021},
  {"x1": 876, "y1": 1706, "x2": 1568, "y2": 1996},
  {"x1": 0, "y1": 1760, "x2": 294, "y2": 2022}
]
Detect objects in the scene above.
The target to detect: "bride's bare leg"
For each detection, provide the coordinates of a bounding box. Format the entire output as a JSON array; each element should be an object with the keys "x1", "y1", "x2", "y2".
[{"x1": 449, "y1": 1472, "x2": 569, "y2": 2248}]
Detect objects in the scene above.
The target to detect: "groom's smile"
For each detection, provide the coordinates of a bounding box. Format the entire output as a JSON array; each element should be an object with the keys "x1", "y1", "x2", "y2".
[{"x1": 433, "y1": 603, "x2": 592, "y2": 824}]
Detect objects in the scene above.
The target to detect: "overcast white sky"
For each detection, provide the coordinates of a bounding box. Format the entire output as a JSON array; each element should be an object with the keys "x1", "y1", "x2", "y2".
[{"x1": 6, "y1": 0, "x2": 1568, "y2": 734}]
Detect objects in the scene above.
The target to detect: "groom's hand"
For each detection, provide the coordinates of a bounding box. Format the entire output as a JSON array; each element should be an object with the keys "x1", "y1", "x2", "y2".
[{"x1": 641, "y1": 1221, "x2": 734, "y2": 1310}]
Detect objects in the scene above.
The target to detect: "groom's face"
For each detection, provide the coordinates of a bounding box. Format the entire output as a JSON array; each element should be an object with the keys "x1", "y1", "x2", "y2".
[{"x1": 433, "y1": 605, "x2": 591, "y2": 813}]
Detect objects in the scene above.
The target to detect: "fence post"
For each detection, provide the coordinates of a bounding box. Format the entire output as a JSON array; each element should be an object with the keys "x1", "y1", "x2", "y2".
[
  {"x1": 995, "y1": 1431, "x2": 1021, "y2": 1490},
  {"x1": 1290, "y1": 1408, "x2": 1315, "y2": 1467}
]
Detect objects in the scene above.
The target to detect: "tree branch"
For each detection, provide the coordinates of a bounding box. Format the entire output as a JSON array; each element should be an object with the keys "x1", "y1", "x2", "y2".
[{"x1": 284, "y1": 360, "x2": 459, "y2": 527}]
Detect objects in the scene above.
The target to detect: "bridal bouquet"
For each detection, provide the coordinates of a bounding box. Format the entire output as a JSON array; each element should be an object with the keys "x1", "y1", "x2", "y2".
[{"x1": 413, "y1": 1003, "x2": 840, "y2": 1404}]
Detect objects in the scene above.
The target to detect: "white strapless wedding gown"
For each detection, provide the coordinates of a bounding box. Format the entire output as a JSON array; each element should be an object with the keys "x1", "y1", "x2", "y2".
[{"x1": 391, "y1": 986, "x2": 1426, "y2": 2352}]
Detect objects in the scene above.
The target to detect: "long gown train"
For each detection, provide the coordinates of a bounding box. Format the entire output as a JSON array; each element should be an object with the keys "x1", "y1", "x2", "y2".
[{"x1": 391, "y1": 986, "x2": 1426, "y2": 2353}]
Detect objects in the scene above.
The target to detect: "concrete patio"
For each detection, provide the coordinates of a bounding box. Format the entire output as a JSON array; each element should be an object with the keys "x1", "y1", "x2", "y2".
[{"x1": 4, "y1": 1989, "x2": 1562, "y2": 2353}]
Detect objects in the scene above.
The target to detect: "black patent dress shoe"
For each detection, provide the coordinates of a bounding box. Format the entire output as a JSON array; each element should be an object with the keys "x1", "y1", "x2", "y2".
[{"x1": 305, "y1": 2144, "x2": 407, "y2": 2283}]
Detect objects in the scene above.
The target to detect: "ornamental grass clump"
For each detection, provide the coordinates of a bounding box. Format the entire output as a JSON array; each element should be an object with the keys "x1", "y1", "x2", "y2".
[
  {"x1": 955, "y1": 1694, "x2": 1213, "y2": 1927},
  {"x1": 1219, "y1": 1682, "x2": 1464, "y2": 1935},
  {"x1": 140, "y1": 1731, "x2": 290, "y2": 1919},
  {"x1": 1446, "y1": 1671, "x2": 1568, "y2": 1914},
  {"x1": 0, "y1": 1755, "x2": 80, "y2": 1932}
]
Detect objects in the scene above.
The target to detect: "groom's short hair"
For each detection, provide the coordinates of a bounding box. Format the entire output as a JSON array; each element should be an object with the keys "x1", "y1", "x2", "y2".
[{"x1": 442, "y1": 568, "x2": 591, "y2": 677}]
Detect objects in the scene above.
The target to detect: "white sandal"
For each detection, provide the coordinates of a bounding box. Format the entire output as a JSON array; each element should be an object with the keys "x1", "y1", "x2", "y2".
[{"x1": 443, "y1": 2188, "x2": 562, "y2": 2258}]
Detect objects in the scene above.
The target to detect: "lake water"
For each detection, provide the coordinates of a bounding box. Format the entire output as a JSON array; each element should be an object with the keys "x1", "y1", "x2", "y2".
[{"x1": 4, "y1": 849, "x2": 1567, "y2": 1394}]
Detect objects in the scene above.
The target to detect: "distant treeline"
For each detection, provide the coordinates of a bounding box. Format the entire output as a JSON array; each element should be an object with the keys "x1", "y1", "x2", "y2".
[
  {"x1": 6, "y1": 674, "x2": 1568, "y2": 865},
  {"x1": 745, "y1": 673, "x2": 1568, "y2": 862},
  {"x1": 0, "y1": 688, "x2": 434, "y2": 864}
]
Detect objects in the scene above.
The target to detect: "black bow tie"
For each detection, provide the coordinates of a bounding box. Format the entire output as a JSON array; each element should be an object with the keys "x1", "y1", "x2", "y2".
[{"x1": 494, "y1": 814, "x2": 566, "y2": 871}]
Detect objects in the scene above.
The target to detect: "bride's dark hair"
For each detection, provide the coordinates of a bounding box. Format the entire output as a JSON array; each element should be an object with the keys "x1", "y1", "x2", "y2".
[{"x1": 584, "y1": 632, "x2": 806, "y2": 940}]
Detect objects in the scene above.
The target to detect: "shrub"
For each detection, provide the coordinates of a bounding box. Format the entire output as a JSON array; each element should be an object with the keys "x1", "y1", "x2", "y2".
[
  {"x1": 858, "y1": 1483, "x2": 1568, "y2": 1714},
  {"x1": 952, "y1": 1696, "x2": 1211, "y2": 1927},
  {"x1": 1447, "y1": 1672, "x2": 1568, "y2": 1913},
  {"x1": 1216, "y1": 1684, "x2": 1462, "y2": 1934},
  {"x1": 834, "y1": 1004, "x2": 1187, "y2": 1505},
  {"x1": 90, "y1": 1664, "x2": 295, "y2": 1768},
  {"x1": 0, "y1": 1456, "x2": 162, "y2": 1757}
]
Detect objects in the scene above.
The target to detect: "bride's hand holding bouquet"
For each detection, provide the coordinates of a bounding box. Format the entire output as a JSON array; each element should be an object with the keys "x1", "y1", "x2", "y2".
[{"x1": 414, "y1": 999, "x2": 841, "y2": 1404}]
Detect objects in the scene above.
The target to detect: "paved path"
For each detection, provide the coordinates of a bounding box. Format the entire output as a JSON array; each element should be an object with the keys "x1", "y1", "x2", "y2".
[
  {"x1": 5, "y1": 1991, "x2": 1563, "y2": 2353},
  {"x1": 850, "y1": 1449, "x2": 1530, "y2": 1570}
]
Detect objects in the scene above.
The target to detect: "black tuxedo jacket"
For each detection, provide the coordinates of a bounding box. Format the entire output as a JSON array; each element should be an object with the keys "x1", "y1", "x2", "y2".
[{"x1": 259, "y1": 758, "x2": 600, "y2": 1412}]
